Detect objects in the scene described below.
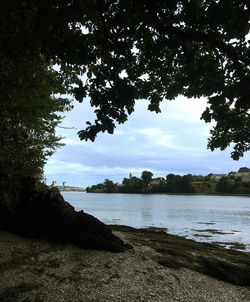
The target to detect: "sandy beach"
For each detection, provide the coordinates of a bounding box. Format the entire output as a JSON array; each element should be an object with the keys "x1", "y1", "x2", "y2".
[{"x1": 0, "y1": 227, "x2": 250, "y2": 302}]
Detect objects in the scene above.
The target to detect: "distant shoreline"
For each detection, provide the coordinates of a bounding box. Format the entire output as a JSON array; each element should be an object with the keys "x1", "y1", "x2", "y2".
[
  {"x1": 59, "y1": 190, "x2": 250, "y2": 197},
  {"x1": 81, "y1": 191, "x2": 250, "y2": 197},
  {"x1": 59, "y1": 189, "x2": 85, "y2": 192},
  {"x1": 57, "y1": 186, "x2": 85, "y2": 192}
]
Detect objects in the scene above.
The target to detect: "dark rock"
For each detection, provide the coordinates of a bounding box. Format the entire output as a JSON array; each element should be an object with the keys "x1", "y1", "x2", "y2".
[
  {"x1": 0, "y1": 181, "x2": 127, "y2": 252},
  {"x1": 111, "y1": 225, "x2": 250, "y2": 286}
]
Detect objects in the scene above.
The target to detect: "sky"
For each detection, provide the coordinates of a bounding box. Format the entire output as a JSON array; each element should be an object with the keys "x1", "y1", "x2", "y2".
[{"x1": 44, "y1": 96, "x2": 250, "y2": 187}]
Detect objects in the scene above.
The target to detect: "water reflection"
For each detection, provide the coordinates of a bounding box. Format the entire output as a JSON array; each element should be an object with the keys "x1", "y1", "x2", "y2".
[
  {"x1": 141, "y1": 207, "x2": 152, "y2": 222},
  {"x1": 62, "y1": 192, "x2": 250, "y2": 251}
]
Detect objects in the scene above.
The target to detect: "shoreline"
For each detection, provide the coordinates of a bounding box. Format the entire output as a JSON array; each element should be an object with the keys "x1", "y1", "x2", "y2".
[
  {"x1": 112, "y1": 225, "x2": 250, "y2": 252},
  {"x1": 1, "y1": 225, "x2": 250, "y2": 301}
]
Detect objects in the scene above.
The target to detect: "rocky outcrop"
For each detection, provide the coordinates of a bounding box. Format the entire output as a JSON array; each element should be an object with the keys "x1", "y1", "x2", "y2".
[{"x1": 0, "y1": 180, "x2": 127, "y2": 252}]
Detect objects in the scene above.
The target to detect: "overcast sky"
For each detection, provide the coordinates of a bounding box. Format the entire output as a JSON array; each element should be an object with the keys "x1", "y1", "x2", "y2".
[{"x1": 44, "y1": 96, "x2": 250, "y2": 187}]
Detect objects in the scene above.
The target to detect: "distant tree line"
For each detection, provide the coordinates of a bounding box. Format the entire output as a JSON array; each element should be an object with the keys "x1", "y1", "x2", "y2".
[
  {"x1": 86, "y1": 168, "x2": 250, "y2": 195},
  {"x1": 215, "y1": 177, "x2": 250, "y2": 194},
  {"x1": 86, "y1": 171, "x2": 195, "y2": 194}
]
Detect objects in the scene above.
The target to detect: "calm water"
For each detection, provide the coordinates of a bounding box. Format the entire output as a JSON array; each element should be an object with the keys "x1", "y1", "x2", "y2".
[{"x1": 62, "y1": 192, "x2": 250, "y2": 251}]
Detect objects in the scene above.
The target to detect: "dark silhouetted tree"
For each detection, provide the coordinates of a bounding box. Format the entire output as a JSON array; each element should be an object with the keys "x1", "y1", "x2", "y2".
[
  {"x1": 216, "y1": 177, "x2": 236, "y2": 193},
  {"x1": 1, "y1": 0, "x2": 249, "y2": 210},
  {"x1": 103, "y1": 179, "x2": 117, "y2": 193},
  {"x1": 238, "y1": 167, "x2": 250, "y2": 173},
  {"x1": 141, "y1": 171, "x2": 154, "y2": 185},
  {"x1": 2, "y1": 1, "x2": 249, "y2": 160}
]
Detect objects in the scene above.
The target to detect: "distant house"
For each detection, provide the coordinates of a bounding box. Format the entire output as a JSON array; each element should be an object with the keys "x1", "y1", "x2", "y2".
[
  {"x1": 150, "y1": 177, "x2": 165, "y2": 185},
  {"x1": 235, "y1": 172, "x2": 250, "y2": 183},
  {"x1": 210, "y1": 174, "x2": 227, "y2": 181}
]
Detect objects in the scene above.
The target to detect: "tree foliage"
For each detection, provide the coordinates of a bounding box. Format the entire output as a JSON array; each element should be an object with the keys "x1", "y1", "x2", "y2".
[
  {"x1": 103, "y1": 179, "x2": 117, "y2": 192},
  {"x1": 216, "y1": 177, "x2": 236, "y2": 193},
  {"x1": 238, "y1": 167, "x2": 250, "y2": 173},
  {"x1": 0, "y1": 1, "x2": 71, "y2": 208},
  {"x1": 166, "y1": 174, "x2": 195, "y2": 193},
  {"x1": 1, "y1": 0, "x2": 250, "y2": 205},
  {"x1": 13, "y1": 0, "x2": 247, "y2": 160},
  {"x1": 86, "y1": 169, "x2": 250, "y2": 195},
  {"x1": 121, "y1": 176, "x2": 145, "y2": 193},
  {"x1": 86, "y1": 171, "x2": 195, "y2": 194},
  {"x1": 141, "y1": 171, "x2": 154, "y2": 184}
]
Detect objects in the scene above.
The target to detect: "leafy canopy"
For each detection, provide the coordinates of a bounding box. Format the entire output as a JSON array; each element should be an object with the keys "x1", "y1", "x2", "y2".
[
  {"x1": 2, "y1": 0, "x2": 250, "y2": 160},
  {"x1": 141, "y1": 171, "x2": 154, "y2": 184}
]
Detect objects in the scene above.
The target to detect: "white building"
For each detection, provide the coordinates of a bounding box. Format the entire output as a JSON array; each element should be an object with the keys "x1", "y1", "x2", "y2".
[
  {"x1": 210, "y1": 174, "x2": 227, "y2": 181},
  {"x1": 235, "y1": 172, "x2": 250, "y2": 183}
]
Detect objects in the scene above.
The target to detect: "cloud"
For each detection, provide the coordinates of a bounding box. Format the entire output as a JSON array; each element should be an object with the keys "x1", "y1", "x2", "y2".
[
  {"x1": 135, "y1": 128, "x2": 174, "y2": 148},
  {"x1": 44, "y1": 95, "x2": 250, "y2": 187},
  {"x1": 61, "y1": 138, "x2": 84, "y2": 146}
]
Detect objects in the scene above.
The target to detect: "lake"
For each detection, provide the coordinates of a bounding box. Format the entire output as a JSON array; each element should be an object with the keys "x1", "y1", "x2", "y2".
[{"x1": 61, "y1": 192, "x2": 250, "y2": 251}]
